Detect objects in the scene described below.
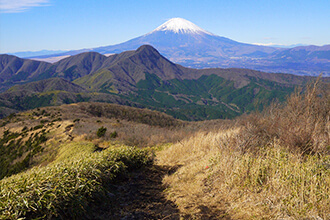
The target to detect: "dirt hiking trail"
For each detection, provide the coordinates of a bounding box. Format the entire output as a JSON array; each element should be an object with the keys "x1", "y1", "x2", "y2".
[{"x1": 90, "y1": 164, "x2": 229, "y2": 219}]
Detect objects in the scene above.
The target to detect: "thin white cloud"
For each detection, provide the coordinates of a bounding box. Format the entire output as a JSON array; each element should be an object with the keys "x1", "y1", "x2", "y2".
[
  {"x1": 0, "y1": 0, "x2": 50, "y2": 13},
  {"x1": 262, "y1": 37, "x2": 276, "y2": 41},
  {"x1": 252, "y1": 42, "x2": 282, "y2": 46}
]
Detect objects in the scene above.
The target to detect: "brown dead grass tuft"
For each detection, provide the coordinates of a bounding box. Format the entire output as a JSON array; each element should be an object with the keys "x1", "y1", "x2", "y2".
[{"x1": 237, "y1": 76, "x2": 329, "y2": 155}]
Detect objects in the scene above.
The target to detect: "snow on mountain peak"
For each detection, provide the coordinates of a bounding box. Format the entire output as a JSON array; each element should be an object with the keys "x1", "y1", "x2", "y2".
[{"x1": 151, "y1": 18, "x2": 213, "y2": 35}]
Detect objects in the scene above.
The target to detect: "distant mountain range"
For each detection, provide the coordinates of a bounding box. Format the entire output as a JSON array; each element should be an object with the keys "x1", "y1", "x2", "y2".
[
  {"x1": 10, "y1": 50, "x2": 66, "y2": 58},
  {"x1": 1, "y1": 45, "x2": 326, "y2": 120},
  {"x1": 24, "y1": 18, "x2": 329, "y2": 76}
]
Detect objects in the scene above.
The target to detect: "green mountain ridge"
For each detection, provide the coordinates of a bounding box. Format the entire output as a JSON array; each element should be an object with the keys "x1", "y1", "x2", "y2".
[{"x1": 0, "y1": 45, "x2": 327, "y2": 120}]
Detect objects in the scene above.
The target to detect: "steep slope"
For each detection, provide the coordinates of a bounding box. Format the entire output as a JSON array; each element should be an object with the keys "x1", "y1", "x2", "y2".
[
  {"x1": 0, "y1": 78, "x2": 87, "y2": 114},
  {"x1": 7, "y1": 78, "x2": 86, "y2": 94},
  {"x1": 74, "y1": 45, "x2": 187, "y2": 93},
  {"x1": 57, "y1": 18, "x2": 278, "y2": 59},
  {"x1": 53, "y1": 52, "x2": 108, "y2": 81},
  {"x1": 90, "y1": 17, "x2": 328, "y2": 75},
  {"x1": 0, "y1": 54, "x2": 53, "y2": 91},
  {"x1": 0, "y1": 78, "x2": 136, "y2": 117}
]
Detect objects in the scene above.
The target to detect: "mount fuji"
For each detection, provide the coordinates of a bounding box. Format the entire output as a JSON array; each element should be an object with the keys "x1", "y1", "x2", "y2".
[{"x1": 31, "y1": 18, "x2": 329, "y2": 76}]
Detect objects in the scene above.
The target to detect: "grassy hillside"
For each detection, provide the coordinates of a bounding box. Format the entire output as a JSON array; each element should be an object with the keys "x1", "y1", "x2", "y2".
[
  {"x1": 0, "y1": 79, "x2": 329, "y2": 219},
  {"x1": 0, "y1": 101, "x2": 225, "y2": 219},
  {"x1": 0, "y1": 102, "x2": 186, "y2": 219},
  {"x1": 0, "y1": 102, "x2": 188, "y2": 180}
]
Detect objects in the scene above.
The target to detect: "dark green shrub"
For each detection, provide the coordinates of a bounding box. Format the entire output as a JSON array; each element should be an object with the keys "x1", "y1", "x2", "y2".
[
  {"x1": 110, "y1": 131, "x2": 118, "y2": 139},
  {"x1": 97, "y1": 126, "x2": 107, "y2": 137},
  {"x1": 33, "y1": 124, "x2": 44, "y2": 130},
  {"x1": 73, "y1": 118, "x2": 80, "y2": 123},
  {"x1": 1, "y1": 121, "x2": 8, "y2": 127},
  {"x1": 7, "y1": 113, "x2": 16, "y2": 120},
  {"x1": 40, "y1": 119, "x2": 49, "y2": 124},
  {"x1": 51, "y1": 118, "x2": 62, "y2": 122}
]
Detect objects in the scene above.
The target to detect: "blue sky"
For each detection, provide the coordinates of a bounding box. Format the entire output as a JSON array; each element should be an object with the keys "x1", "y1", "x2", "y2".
[{"x1": 0, "y1": 0, "x2": 329, "y2": 53}]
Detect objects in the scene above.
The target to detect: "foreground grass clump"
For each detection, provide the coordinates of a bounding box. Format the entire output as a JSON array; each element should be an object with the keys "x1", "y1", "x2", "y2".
[{"x1": 0, "y1": 146, "x2": 153, "y2": 219}]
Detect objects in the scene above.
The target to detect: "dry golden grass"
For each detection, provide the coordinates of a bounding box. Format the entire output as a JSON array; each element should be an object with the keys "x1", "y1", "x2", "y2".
[
  {"x1": 156, "y1": 78, "x2": 330, "y2": 219},
  {"x1": 156, "y1": 129, "x2": 239, "y2": 216},
  {"x1": 157, "y1": 128, "x2": 330, "y2": 219},
  {"x1": 238, "y1": 77, "x2": 329, "y2": 155}
]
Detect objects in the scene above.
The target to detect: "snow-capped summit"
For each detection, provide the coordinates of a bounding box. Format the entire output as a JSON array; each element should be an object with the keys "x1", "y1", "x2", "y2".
[
  {"x1": 150, "y1": 18, "x2": 213, "y2": 35},
  {"x1": 32, "y1": 17, "x2": 329, "y2": 76}
]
